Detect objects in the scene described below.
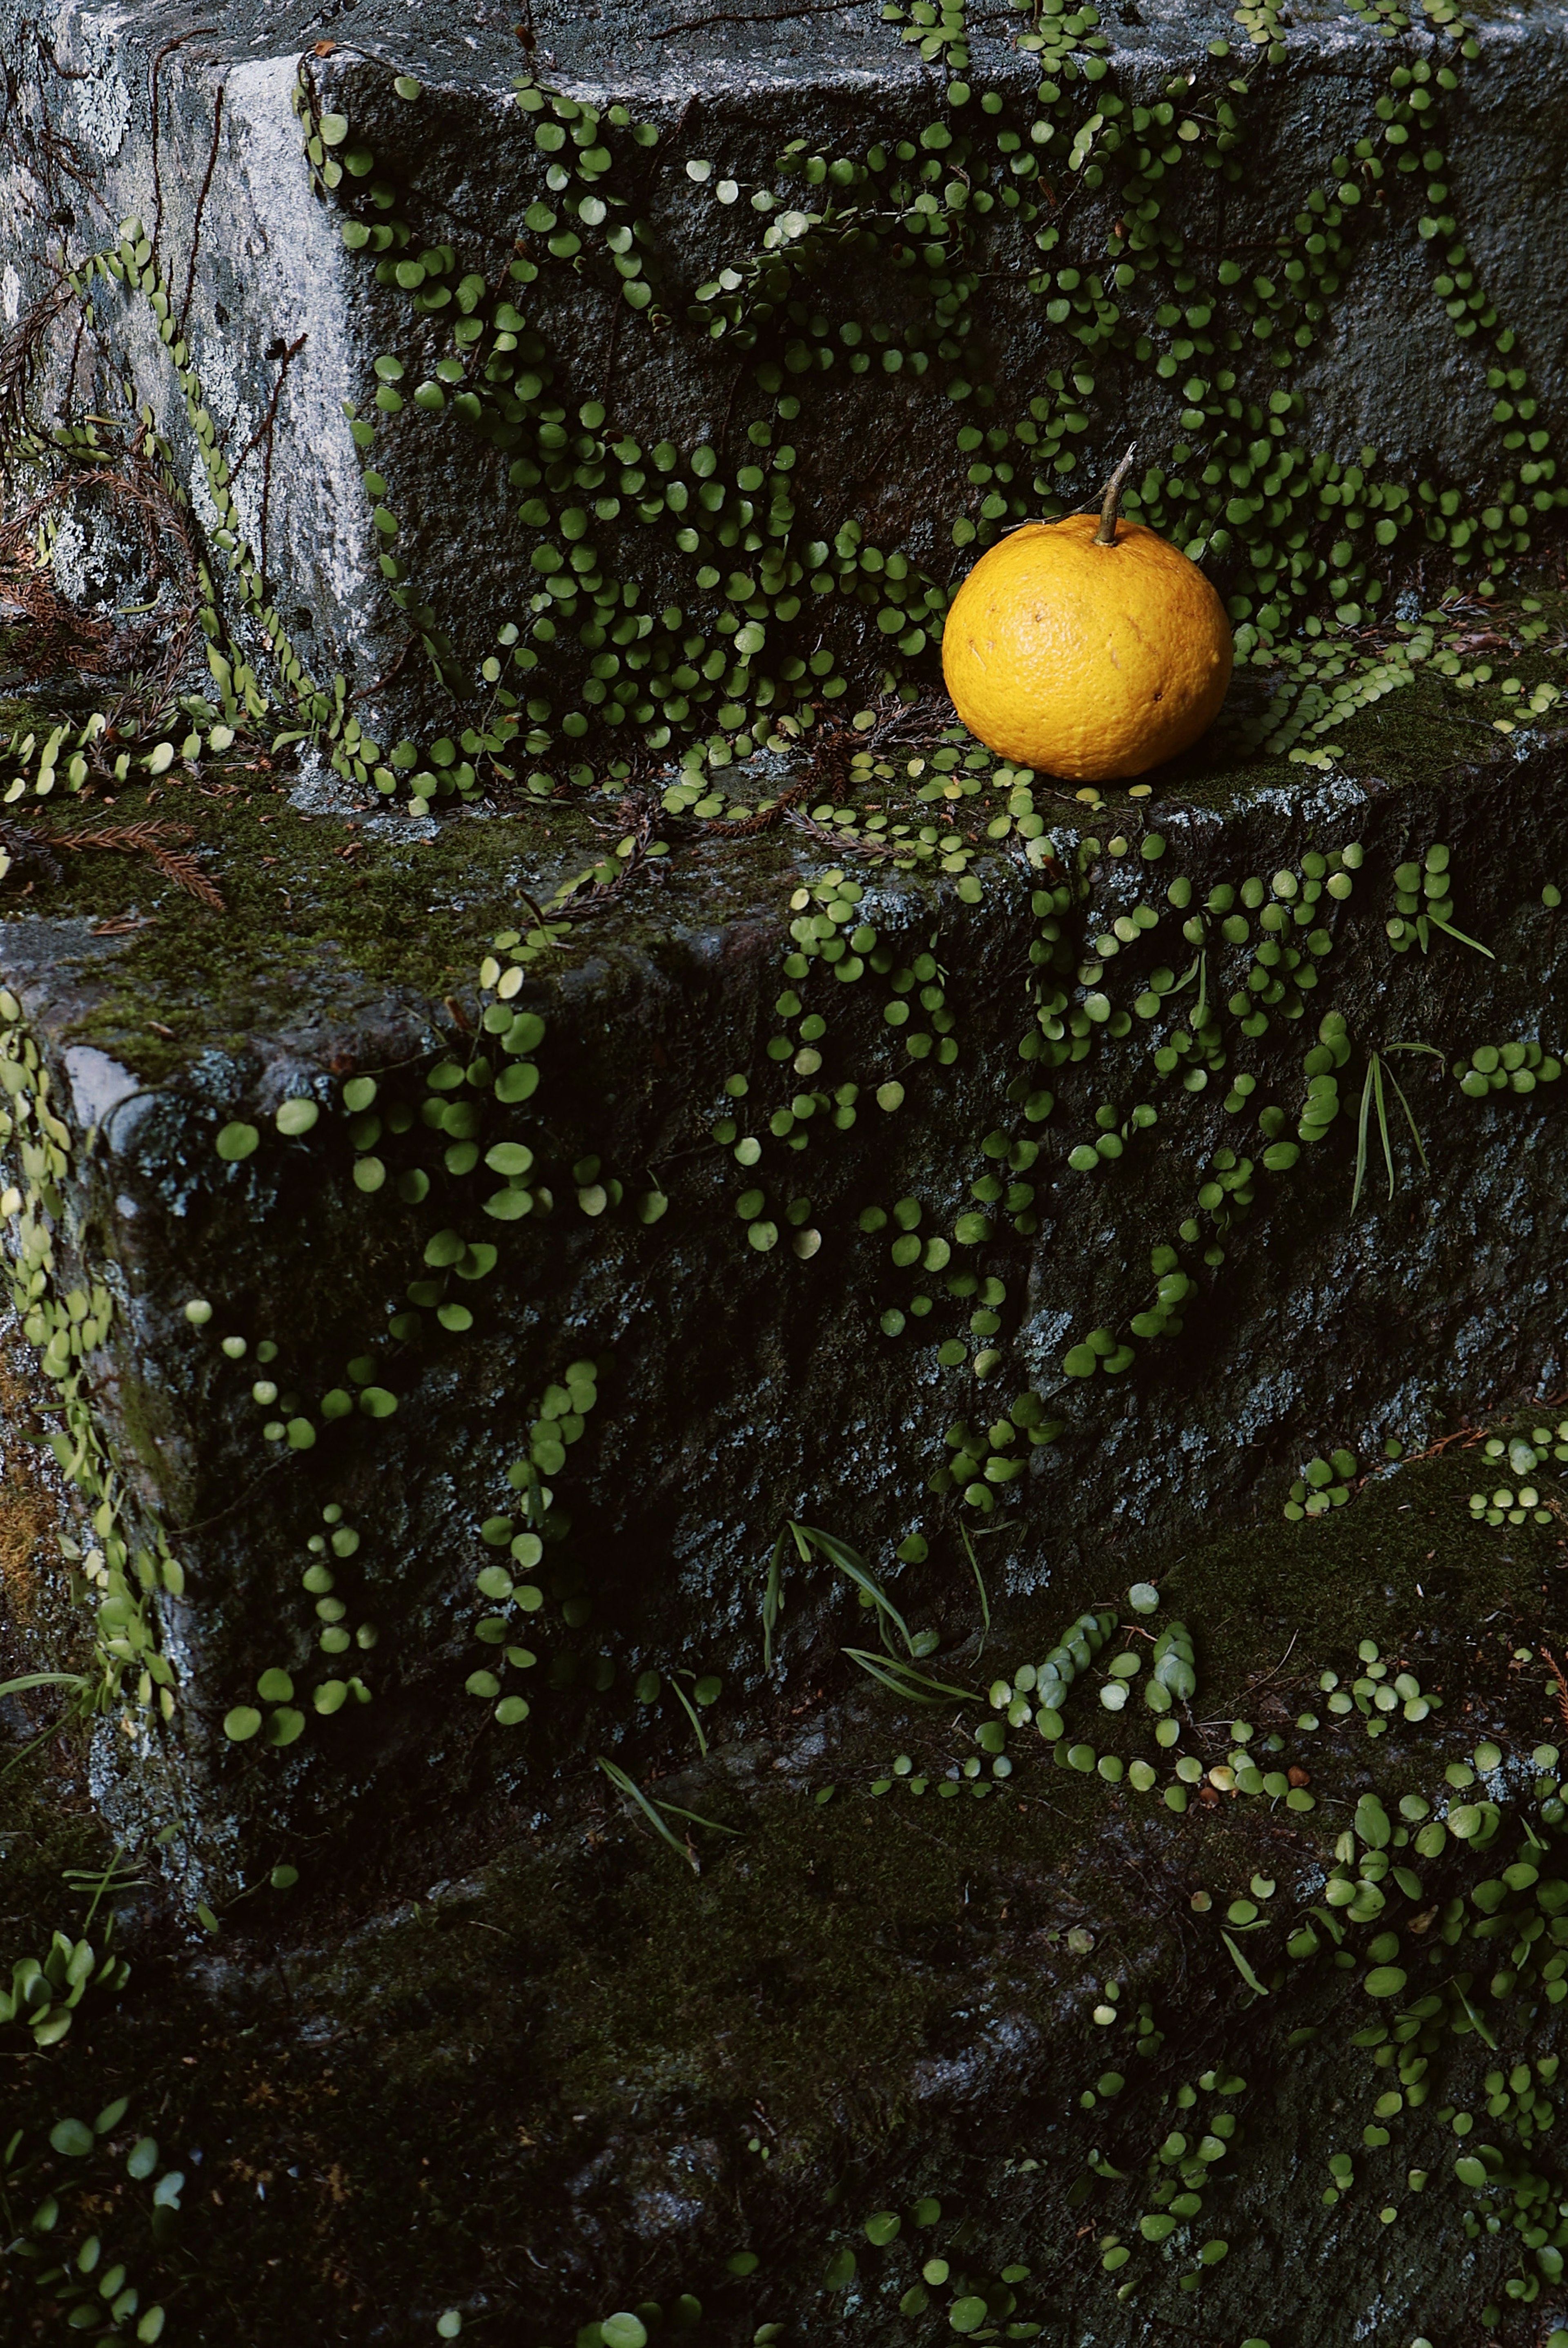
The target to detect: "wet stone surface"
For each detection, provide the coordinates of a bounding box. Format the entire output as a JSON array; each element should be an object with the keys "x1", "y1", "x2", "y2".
[
  {"x1": 2, "y1": 0, "x2": 1566, "y2": 731},
  {"x1": 2, "y1": 3, "x2": 1568, "y2": 2339},
  {"x1": 0, "y1": 657, "x2": 1560, "y2": 1886}
]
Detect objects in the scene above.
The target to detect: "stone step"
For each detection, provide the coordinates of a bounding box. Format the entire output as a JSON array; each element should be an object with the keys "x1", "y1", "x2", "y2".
[
  {"x1": 5, "y1": 1, "x2": 1566, "y2": 784},
  {"x1": 0, "y1": 642, "x2": 1564, "y2": 1896}
]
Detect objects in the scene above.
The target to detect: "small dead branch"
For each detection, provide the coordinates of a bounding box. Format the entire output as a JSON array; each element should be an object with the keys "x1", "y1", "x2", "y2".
[
  {"x1": 566, "y1": 792, "x2": 662, "y2": 914},
  {"x1": 1395, "y1": 1424, "x2": 1488, "y2": 1465},
  {"x1": 55, "y1": 819, "x2": 223, "y2": 910},
  {"x1": 783, "y1": 808, "x2": 906, "y2": 859},
  {"x1": 1243, "y1": 1630, "x2": 1301, "y2": 1697},
  {"x1": 711, "y1": 692, "x2": 958, "y2": 840},
  {"x1": 0, "y1": 279, "x2": 79, "y2": 476},
  {"x1": 0, "y1": 417, "x2": 205, "y2": 722},
  {"x1": 0, "y1": 817, "x2": 62, "y2": 883},
  {"x1": 0, "y1": 540, "x2": 116, "y2": 678},
  {"x1": 1541, "y1": 1648, "x2": 1568, "y2": 1738},
  {"x1": 230, "y1": 331, "x2": 307, "y2": 607},
  {"x1": 724, "y1": 775, "x2": 815, "y2": 837}
]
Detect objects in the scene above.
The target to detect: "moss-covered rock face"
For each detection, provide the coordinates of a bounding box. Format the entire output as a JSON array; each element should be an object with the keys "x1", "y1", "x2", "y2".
[
  {"x1": 7, "y1": 0, "x2": 1568, "y2": 779},
  {"x1": 6, "y1": 1, "x2": 1568, "y2": 2338},
  {"x1": 0, "y1": 609, "x2": 1566, "y2": 1896},
  {"x1": 7, "y1": 1440, "x2": 1568, "y2": 2346}
]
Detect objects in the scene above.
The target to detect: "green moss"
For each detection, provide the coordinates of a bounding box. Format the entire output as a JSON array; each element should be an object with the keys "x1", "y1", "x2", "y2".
[
  {"x1": 302, "y1": 1445, "x2": 1555, "y2": 2134},
  {"x1": 0, "y1": 1725, "x2": 116, "y2": 1946},
  {"x1": 31, "y1": 778, "x2": 590, "y2": 1079},
  {"x1": 0, "y1": 757, "x2": 822, "y2": 1083},
  {"x1": 1156, "y1": 1438, "x2": 1557, "y2": 1706},
  {"x1": 0, "y1": 627, "x2": 1551, "y2": 1094},
  {"x1": 1185, "y1": 667, "x2": 1480, "y2": 807},
  {"x1": 5, "y1": 1433, "x2": 1566, "y2": 2344}
]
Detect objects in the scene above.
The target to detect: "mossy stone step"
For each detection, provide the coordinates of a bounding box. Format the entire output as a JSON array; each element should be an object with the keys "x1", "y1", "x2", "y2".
[
  {"x1": 6, "y1": 0, "x2": 1567, "y2": 760},
  {"x1": 0, "y1": 650, "x2": 1560, "y2": 1898}
]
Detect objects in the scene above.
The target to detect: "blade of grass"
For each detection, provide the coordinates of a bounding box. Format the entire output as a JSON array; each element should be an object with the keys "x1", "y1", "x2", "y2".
[
  {"x1": 0, "y1": 1721, "x2": 69, "y2": 1785},
  {"x1": 1428, "y1": 915, "x2": 1495, "y2": 961},
  {"x1": 1380, "y1": 1057, "x2": 1430, "y2": 1176},
  {"x1": 1351, "y1": 1058, "x2": 1374, "y2": 1214},
  {"x1": 791, "y1": 1521, "x2": 914, "y2": 1654},
  {"x1": 64, "y1": 1847, "x2": 139, "y2": 1930},
  {"x1": 596, "y1": 1755, "x2": 699, "y2": 1871},
  {"x1": 1372, "y1": 1053, "x2": 1396, "y2": 1199},
  {"x1": 1193, "y1": 946, "x2": 1208, "y2": 1032},
  {"x1": 651, "y1": 1797, "x2": 741, "y2": 1837},
  {"x1": 61, "y1": 1861, "x2": 143, "y2": 1887},
  {"x1": 1221, "y1": 1929, "x2": 1270, "y2": 1996},
  {"x1": 959, "y1": 1523, "x2": 990, "y2": 1655},
  {"x1": 0, "y1": 1672, "x2": 87, "y2": 1701},
  {"x1": 669, "y1": 1677, "x2": 708, "y2": 1759},
  {"x1": 1453, "y1": 1979, "x2": 1498, "y2": 2049},
  {"x1": 762, "y1": 1527, "x2": 788, "y2": 1674},
  {"x1": 842, "y1": 1647, "x2": 979, "y2": 1705}
]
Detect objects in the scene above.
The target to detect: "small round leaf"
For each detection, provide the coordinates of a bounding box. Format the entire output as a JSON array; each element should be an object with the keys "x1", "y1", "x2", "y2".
[{"x1": 1364, "y1": 1965, "x2": 1408, "y2": 1998}]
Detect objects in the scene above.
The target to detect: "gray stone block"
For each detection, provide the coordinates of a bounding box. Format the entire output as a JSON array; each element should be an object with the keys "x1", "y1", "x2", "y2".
[
  {"x1": 0, "y1": 682, "x2": 1563, "y2": 1901},
  {"x1": 4, "y1": 12, "x2": 1568, "y2": 2335},
  {"x1": 1, "y1": 0, "x2": 1565, "y2": 767},
  {"x1": 0, "y1": 0, "x2": 1566, "y2": 1902}
]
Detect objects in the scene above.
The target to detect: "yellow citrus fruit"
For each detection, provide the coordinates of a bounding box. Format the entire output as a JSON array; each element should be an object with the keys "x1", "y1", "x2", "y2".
[{"x1": 941, "y1": 513, "x2": 1233, "y2": 781}]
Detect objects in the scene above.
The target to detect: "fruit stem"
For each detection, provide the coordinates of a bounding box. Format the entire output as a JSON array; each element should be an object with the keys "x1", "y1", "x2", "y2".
[{"x1": 1094, "y1": 444, "x2": 1138, "y2": 545}]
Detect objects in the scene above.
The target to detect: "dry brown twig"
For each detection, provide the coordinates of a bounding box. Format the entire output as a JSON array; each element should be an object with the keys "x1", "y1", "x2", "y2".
[
  {"x1": 724, "y1": 774, "x2": 814, "y2": 837},
  {"x1": 1541, "y1": 1648, "x2": 1568, "y2": 1737},
  {"x1": 570, "y1": 791, "x2": 662, "y2": 912},
  {"x1": 0, "y1": 280, "x2": 79, "y2": 476},
  {"x1": 56, "y1": 819, "x2": 223, "y2": 910},
  {"x1": 706, "y1": 691, "x2": 959, "y2": 840},
  {"x1": 0, "y1": 540, "x2": 116, "y2": 677},
  {"x1": 1397, "y1": 1424, "x2": 1488, "y2": 1465},
  {"x1": 0, "y1": 419, "x2": 204, "y2": 724},
  {"x1": 89, "y1": 913, "x2": 154, "y2": 937},
  {"x1": 783, "y1": 807, "x2": 905, "y2": 859}
]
